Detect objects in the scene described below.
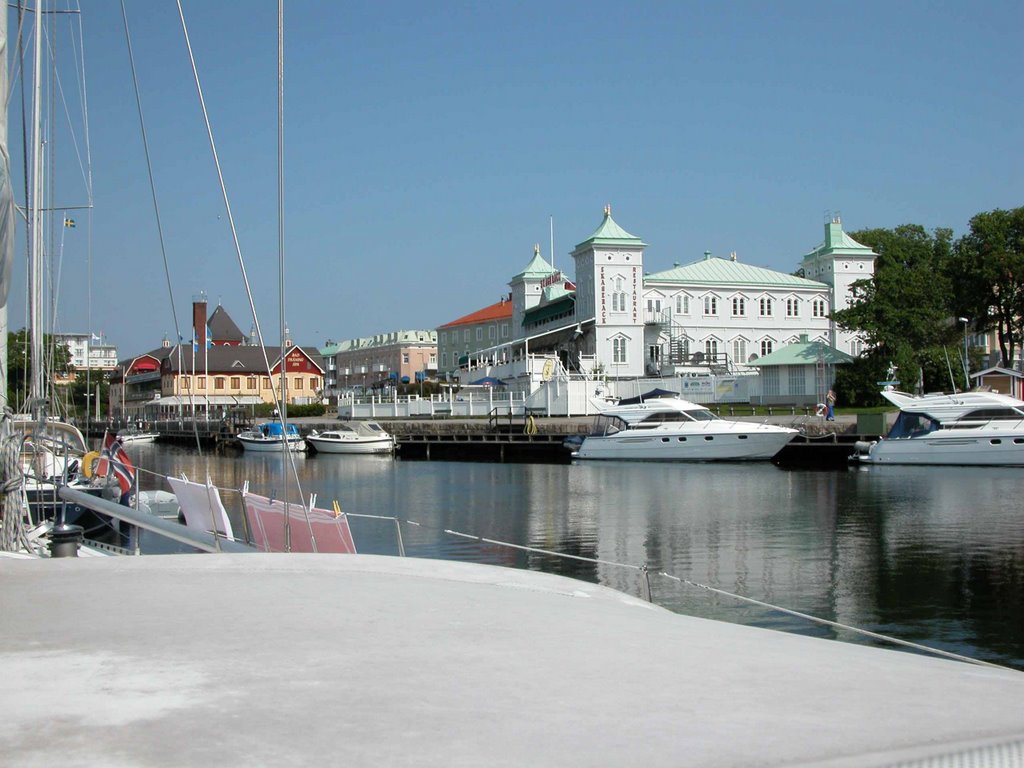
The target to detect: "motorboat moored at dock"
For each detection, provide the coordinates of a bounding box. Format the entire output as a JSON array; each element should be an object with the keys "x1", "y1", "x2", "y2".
[
  {"x1": 117, "y1": 425, "x2": 159, "y2": 444},
  {"x1": 851, "y1": 386, "x2": 1024, "y2": 465},
  {"x1": 573, "y1": 391, "x2": 797, "y2": 461},
  {"x1": 306, "y1": 421, "x2": 395, "y2": 454},
  {"x1": 237, "y1": 421, "x2": 307, "y2": 452}
]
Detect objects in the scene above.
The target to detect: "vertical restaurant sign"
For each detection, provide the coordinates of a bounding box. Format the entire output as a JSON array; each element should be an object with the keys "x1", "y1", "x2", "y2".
[
  {"x1": 632, "y1": 266, "x2": 638, "y2": 323},
  {"x1": 599, "y1": 266, "x2": 606, "y2": 324}
]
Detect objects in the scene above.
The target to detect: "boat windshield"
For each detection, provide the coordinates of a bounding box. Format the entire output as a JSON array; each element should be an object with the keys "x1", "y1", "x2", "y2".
[
  {"x1": 591, "y1": 414, "x2": 628, "y2": 435},
  {"x1": 887, "y1": 411, "x2": 939, "y2": 439}
]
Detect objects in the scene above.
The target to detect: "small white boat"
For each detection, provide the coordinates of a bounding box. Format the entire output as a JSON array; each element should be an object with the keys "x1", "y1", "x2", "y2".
[
  {"x1": 307, "y1": 421, "x2": 395, "y2": 454},
  {"x1": 117, "y1": 425, "x2": 159, "y2": 444},
  {"x1": 237, "y1": 421, "x2": 307, "y2": 452},
  {"x1": 851, "y1": 385, "x2": 1024, "y2": 466},
  {"x1": 574, "y1": 390, "x2": 797, "y2": 461}
]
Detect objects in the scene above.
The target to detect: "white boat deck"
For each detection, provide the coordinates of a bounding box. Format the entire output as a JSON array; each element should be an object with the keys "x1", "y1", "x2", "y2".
[{"x1": 2, "y1": 554, "x2": 1022, "y2": 766}]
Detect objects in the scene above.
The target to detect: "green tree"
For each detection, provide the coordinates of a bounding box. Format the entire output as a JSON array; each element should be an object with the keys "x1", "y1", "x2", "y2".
[
  {"x1": 6, "y1": 328, "x2": 74, "y2": 408},
  {"x1": 831, "y1": 225, "x2": 958, "y2": 403},
  {"x1": 947, "y1": 207, "x2": 1024, "y2": 367}
]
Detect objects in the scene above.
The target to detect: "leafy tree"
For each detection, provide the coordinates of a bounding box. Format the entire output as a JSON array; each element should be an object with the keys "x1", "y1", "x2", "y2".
[
  {"x1": 947, "y1": 207, "x2": 1024, "y2": 367},
  {"x1": 832, "y1": 225, "x2": 958, "y2": 401},
  {"x1": 6, "y1": 328, "x2": 73, "y2": 408}
]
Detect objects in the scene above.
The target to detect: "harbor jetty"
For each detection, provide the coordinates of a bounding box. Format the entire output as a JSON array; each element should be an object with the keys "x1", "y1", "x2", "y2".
[{"x1": 97, "y1": 413, "x2": 880, "y2": 467}]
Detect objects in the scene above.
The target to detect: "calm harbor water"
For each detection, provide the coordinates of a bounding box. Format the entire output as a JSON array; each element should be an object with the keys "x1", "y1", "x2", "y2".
[{"x1": 130, "y1": 443, "x2": 1024, "y2": 670}]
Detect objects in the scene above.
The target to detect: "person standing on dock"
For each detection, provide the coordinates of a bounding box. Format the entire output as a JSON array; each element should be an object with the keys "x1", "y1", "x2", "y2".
[{"x1": 825, "y1": 388, "x2": 837, "y2": 421}]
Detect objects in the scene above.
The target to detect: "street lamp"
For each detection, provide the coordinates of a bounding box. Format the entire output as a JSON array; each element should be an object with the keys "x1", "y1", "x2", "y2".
[{"x1": 958, "y1": 317, "x2": 970, "y2": 391}]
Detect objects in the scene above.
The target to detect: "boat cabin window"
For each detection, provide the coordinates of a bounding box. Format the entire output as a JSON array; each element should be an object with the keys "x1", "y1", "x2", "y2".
[
  {"x1": 960, "y1": 408, "x2": 1024, "y2": 421},
  {"x1": 887, "y1": 411, "x2": 939, "y2": 439},
  {"x1": 686, "y1": 408, "x2": 717, "y2": 421},
  {"x1": 592, "y1": 414, "x2": 627, "y2": 435},
  {"x1": 635, "y1": 408, "x2": 718, "y2": 426}
]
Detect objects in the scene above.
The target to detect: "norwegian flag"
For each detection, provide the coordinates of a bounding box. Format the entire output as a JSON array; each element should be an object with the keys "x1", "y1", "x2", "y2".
[{"x1": 97, "y1": 432, "x2": 136, "y2": 500}]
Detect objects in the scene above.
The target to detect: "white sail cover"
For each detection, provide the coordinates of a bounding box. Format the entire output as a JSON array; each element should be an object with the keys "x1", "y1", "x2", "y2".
[{"x1": 167, "y1": 475, "x2": 234, "y2": 539}]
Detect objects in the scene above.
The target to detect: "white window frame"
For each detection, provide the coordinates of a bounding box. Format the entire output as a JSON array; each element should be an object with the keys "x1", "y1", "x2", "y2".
[
  {"x1": 703, "y1": 295, "x2": 718, "y2": 316},
  {"x1": 612, "y1": 337, "x2": 627, "y2": 363},
  {"x1": 732, "y1": 338, "x2": 747, "y2": 365},
  {"x1": 732, "y1": 296, "x2": 745, "y2": 317},
  {"x1": 759, "y1": 297, "x2": 773, "y2": 317}
]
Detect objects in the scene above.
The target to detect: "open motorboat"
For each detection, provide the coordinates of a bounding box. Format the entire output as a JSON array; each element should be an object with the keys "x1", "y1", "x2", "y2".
[
  {"x1": 851, "y1": 386, "x2": 1024, "y2": 465},
  {"x1": 572, "y1": 391, "x2": 797, "y2": 461},
  {"x1": 306, "y1": 421, "x2": 395, "y2": 454},
  {"x1": 117, "y1": 424, "x2": 159, "y2": 444},
  {"x1": 237, "y1": 421, "x2": 307, "y2": 452}
]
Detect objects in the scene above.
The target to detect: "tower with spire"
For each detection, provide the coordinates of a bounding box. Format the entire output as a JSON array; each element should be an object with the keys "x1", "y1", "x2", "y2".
[
  {"x1": 570, "y1": 205, "x2": 647, "y2": 377},
  {"x1": 799, "y1": 215, "x2": 877, "y2": 354},
  {"x1": 509, "y1": 243, "x2": 558, "y2": 334}
]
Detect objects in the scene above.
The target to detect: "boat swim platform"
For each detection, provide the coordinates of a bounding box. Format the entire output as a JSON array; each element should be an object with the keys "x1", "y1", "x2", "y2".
[{"x1": 2, "y1": 554, "x2": 1022, "y2": 767}]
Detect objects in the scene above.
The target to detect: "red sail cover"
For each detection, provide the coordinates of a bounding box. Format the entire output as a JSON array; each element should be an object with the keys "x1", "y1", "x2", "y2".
[{"x1": 243, "y1": 491, "x2": 356, "y2": 554}]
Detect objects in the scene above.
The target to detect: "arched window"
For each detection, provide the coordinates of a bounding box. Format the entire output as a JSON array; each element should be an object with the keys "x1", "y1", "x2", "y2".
[
  {"x1": 612, "y1": 277, "x2": 627, "y2": 312},
  {"x1": 732, "y1": 338, "x2": 746, "y2": 364},
  {"x1": 612, "y1": 337, "x2": 627, "y2": 363},
  {"x1": 760, "y1": 339, "x2": 774, "y2": 357}
]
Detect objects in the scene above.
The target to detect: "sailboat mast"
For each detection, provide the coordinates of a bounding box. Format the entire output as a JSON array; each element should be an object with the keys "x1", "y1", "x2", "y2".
[
  {"x1": 277, "y1": 0, "x2": 286, "y2": 421},
  {"x1": 28, "y1": 0, "x2": 44, "y2": 405},
  {"x1": 0, "y1": 5, "x2": 8, "y2": 402}
]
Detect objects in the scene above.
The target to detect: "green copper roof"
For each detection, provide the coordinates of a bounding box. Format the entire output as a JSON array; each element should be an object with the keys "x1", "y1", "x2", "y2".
[
  {"x1": 645, "y1": 254, "x2": 827, "y2": 289},
  {"x1": 573, "y1": 206, "x2": 646, "y2": 251},
  {"x1": 747, "y1": 340, "x2": 854, "y2": 367},
  {"x1": 511, "y1": 244, "x2": 556, "y2": 283},
  {"x1": 541, "y1": 283, "x2": 574, "y2": 302},
  {"x1": 320, "y1": 329, "x2": 436, "y2": 356},
  {"x1": 803, "y1": 219, "x2": 877, "y2": 260}
]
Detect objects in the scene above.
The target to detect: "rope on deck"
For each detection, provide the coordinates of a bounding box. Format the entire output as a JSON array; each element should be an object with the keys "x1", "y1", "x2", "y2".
[{"x1": 657, "y1": 571, "x2": 1007, "y2": 670}]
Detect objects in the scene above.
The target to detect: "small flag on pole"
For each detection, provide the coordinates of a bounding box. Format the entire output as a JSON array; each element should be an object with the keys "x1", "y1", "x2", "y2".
[{"x1": 64, "y1": 218, "x2": 76, "y2": 228}]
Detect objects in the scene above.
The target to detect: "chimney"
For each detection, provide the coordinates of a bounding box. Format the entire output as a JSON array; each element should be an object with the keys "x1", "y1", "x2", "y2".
[{"x1": 192, "y1": 293, "x2": 208, "y2": 348}]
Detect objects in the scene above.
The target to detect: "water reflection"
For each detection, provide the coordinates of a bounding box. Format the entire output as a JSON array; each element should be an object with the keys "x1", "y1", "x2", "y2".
[{"x1": 129, "y1": 445, "x2": 1024, "y2": 668}]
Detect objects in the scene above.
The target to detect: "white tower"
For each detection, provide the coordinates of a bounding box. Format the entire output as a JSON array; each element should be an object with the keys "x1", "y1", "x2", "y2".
[
  {"x1": 509, "y1": 244, "x2": 557, "y2": 336},
  {"x1": 570, "y1": 206, "x2": 647, "y2": 378},
  {"x1": 799, "y1": 216, "x2": 877, "y2": 355}
]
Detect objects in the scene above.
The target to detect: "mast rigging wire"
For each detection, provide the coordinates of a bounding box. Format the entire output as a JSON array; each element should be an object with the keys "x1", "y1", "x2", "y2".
[{"x1": 175, "y1": 0, "x2": 312, "y2": 545}]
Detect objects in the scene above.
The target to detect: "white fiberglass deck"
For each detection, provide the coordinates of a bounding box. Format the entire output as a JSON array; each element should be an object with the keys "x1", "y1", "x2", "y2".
[{"x1": 2, "y1": 554, "x2": 1023, "y2": 766}]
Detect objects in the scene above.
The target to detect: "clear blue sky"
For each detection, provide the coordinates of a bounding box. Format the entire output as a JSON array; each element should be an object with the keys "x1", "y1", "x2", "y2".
[{"x1": 6, "y1": 0, "x2": 1023, "y2": 357}]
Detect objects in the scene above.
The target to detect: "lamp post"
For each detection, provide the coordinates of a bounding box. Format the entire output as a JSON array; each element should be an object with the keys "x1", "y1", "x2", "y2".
[{"x1": 958, "y1": 317, "x2": 970, "y2": 391}]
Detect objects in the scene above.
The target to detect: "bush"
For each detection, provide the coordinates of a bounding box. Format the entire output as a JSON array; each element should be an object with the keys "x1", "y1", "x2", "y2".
[{"x1": 252, "y1": 403, "x2": 326, "y2": 418}]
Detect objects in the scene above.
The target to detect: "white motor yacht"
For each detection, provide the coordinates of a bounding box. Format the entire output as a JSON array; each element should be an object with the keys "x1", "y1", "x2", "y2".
[
  {"x1": 306, "y1": 421, "x2": 395, "y2": 454},
  {"x1": 573, "y1": 391, "x2": 797, "y2": 461},
  {"x1": 852, "y1": 386, "x2": 1024, "y2": 465}
]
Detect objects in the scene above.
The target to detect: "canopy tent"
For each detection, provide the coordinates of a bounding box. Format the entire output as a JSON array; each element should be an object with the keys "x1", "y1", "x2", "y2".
[{"x1": 617, "y1": 388, "x2": 679, "y2": 406}]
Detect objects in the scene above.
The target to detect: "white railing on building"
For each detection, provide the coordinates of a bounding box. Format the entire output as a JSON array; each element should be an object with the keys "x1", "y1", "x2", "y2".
[{"x1": 338, "y1": 391, "x2": 527, "y2": 419}]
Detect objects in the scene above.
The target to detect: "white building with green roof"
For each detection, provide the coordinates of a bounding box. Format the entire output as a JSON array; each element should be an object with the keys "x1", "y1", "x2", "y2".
[{"x1": 459, "y1": 208, "x2": 874, "y2": 407}]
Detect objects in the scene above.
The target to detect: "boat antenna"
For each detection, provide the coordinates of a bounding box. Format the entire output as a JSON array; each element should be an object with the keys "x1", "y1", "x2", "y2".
[{"x1": 943, "y1": 347, "x2": 957, "y2": 394}]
